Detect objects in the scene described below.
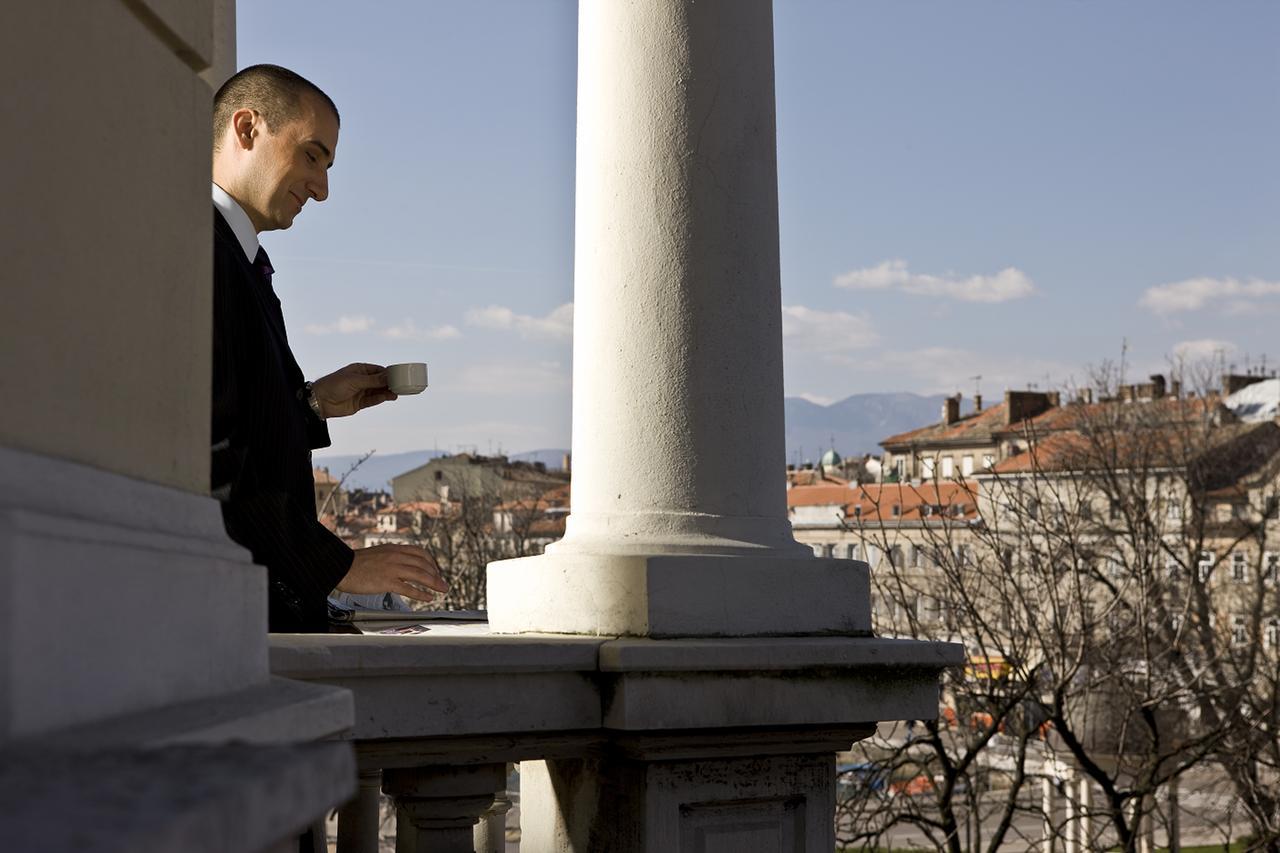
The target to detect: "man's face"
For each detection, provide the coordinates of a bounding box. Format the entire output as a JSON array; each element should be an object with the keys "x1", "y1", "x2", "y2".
[{"x1": 245, "y1": 93, "x2": 339, "y2": 232}]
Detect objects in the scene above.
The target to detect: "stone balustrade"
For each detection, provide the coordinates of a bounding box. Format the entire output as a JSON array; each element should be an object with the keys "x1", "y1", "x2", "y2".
[{"x1": 271, "y1": 616, "x2": 961, "y2": 852}]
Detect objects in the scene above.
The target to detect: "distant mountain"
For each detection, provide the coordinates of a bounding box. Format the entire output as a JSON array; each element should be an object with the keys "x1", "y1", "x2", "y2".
[
  {"x1": 785, "y1": 393, "x2": 949, "y2": 464},
  {"x1": 316, "y1": 394, "x2": 944, "y2": 491},
  {"x1": 311, "y1": 449, "x2": 447, "y2": 493}
]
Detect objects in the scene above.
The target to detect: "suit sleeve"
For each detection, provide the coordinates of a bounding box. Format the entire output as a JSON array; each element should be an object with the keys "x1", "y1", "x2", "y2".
[{"x1": 212, "y1": 239, "x2": 353, "y2": 622}]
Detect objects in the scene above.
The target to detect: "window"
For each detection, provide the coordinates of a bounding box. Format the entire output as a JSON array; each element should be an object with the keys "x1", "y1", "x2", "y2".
[
  {"x1": 1264, "y1": 552, "x2": 1278, "y2": 583},
  {"x1": 1079, "y1": 501, "x2": 1093, "y2": 521},
  {"x1": 847, "y1": 543, "x2": 860, "y2": 560},
  {"x1": 909, "y1": 545, "x2": 921, "y2": 568},
  {"x1": 434, "y1": 470, "x2": 443, "y2": 481},
  {"x1": 982, "y1": 454, "x2": 996, "y2": 470},
  {"x1": 941, "y1": 457, "x2": 955, "y2": 478},
  {"x1": 822, "y1": 543, "x2": 835, "y2": 559},
  {"x1": 1197, "y1": 550, "x2": 1215, "y2": 582},
  {"x1": 1267, "y1": 619, "x2": 1280, "y2": 650},
  {"x1": 894, "y1": 459, "x2": 906, "y2": 481},
  {"x1": 1109, "y1": 500, "x2": 1122, "y2": 521},
  {"x1": 889, "y1": 545, "x2": 904, "y2": 567},
  {"x1": 1232, "y1": 552, "x2": 1249, "y2": 583},
  {"x1": 922, "y1": 504, "x2": 934, "y2": 518},
  {"x1": 1166, "y1": 501, "x2": 1183, "y2": 521},
  {"x1": 921, "y1": 456, "x2": 936, "y2": 480},
  {"x1": 1232, "y1": 615, "x2": 1248, "y2": 647},
  {"x1": 1217, "y1": 503, "x2": 1234, "y2": 523},
  {"x1": 1165, "y1": 555, "x2": 1182, "y2": 580},
  {"x1": 891, "y1": 504, "x2": 901, "y2": 517},
  {"x1": 852, "y1": 505, "x2": 862, "y2": 518},
  {"x1": 962, "y1": 455, "x2": 974, "y2": 476}
]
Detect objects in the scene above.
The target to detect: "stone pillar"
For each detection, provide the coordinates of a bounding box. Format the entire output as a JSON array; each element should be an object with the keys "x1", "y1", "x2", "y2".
[
  {"x1": 200, "y1": 0, "x2": 237, "y2": 90},
  {"x1": 522, "y1": 752, "x2": 838, "y2": 853},
  {"x1": 382, "y1": 764, "x2": 506, "y2": 853},
  {"x1": 337, "y1": 770, "x2": 382, "y2": 853},
  {"x1": 487, "y1": 0, "x2": 865, "y2": 640},
  {"x1": 473, "y1": 791, "x2": 512, "y2": 853}
]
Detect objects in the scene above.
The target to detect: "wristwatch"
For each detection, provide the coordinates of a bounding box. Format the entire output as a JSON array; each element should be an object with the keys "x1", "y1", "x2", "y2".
[{"x1": 301, "y1": 381, "x2": 325, "y2": 420}]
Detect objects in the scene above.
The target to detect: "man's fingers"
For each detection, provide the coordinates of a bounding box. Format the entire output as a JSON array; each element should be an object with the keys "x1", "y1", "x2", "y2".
[
  {"x1": 347, "y1": 362, "x2": 385, "y2": 375},
  {"x1": 392, "y1": 580, "x2": 436, "y2": 602}
]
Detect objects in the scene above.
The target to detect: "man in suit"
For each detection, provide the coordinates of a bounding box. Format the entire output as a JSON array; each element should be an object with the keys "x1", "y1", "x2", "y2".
[{"x1": 210, "y1": 64, "x2": 446, "y2": 632}]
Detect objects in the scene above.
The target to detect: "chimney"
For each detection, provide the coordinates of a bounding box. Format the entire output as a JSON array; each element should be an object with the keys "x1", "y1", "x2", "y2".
[
  {"x1": 1004, "y1": 390, "x2": 1054, "y2": 426},
  {"x1": 941, "y1": 394, "x2": 961, "y2": 426},
  {"x1": 973, "y1": 393, "x2": 982, "y2": 412},
  {"x1": 1046, "y1": 391, "x2": 1061, "y2": 408},
  {"x1": 1170, "y1": 379, "x2": 1181, "y2": 399},
  {"x1": 438, "y1": 484, "x2": 450, "y2": 502},
  {"x1": 1149, "y1": 374, "x2": 1166, "y2": 399},
  {"x1": 1223, "y1": 373, "x2": 1266, "y2": 396},
  {"x1": 562, "y1": 452, "x2": 572, "y2": 473}
]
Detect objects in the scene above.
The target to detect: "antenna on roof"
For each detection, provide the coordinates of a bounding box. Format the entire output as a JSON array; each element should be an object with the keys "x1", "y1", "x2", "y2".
[
  {"x1": 1119, "y1": 337, "x2": 1128, "y2": 386},
  {"x1": 970, "y1": 375, "x2": 982, "y2": 399}
]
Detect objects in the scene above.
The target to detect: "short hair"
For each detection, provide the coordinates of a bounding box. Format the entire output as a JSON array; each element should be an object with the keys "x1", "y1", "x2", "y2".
[{"x1": 213, "y1": 64, "x2": 340, "y2": 151}]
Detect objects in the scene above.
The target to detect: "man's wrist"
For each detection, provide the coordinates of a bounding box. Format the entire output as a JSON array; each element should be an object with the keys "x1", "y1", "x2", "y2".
[{"x1": 301, "y1": 381, "x2": 326, "y2": 420}]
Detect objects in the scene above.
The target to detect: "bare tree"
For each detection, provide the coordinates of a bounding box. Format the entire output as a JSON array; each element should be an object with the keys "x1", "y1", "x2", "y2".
[{"x1": 837, "y1": 365, "x2": 1280, "y2": 851}]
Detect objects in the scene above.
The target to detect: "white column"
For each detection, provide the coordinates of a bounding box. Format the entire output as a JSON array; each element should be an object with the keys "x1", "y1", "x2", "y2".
[
  {"x1": 1078, "y1": 776, "x2": 1092, "y2": 851},
  {"x1": 487, "y1": 0, "x2": 866, "y2": 638},
  {"x1": 1042, "y1": 775, "x2": 1056, "y2": 852}
]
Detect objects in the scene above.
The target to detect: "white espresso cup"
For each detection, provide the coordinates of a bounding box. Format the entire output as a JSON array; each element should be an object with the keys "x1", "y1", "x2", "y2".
[{"x1": 387, "y1": 362, "x2": 428, "y2": 395}]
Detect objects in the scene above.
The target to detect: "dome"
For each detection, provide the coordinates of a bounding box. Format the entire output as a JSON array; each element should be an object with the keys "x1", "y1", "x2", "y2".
[{"x1": 820, "y1": 448, "x2": 842, "y2": 468}]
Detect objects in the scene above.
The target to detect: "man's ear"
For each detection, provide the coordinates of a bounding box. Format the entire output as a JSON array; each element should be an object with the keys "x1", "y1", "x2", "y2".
[{"x1": 230, "y1": 108, "x2": 259, "y2": 151}]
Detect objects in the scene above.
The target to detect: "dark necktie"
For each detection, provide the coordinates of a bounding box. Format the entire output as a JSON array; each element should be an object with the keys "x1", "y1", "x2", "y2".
[{"x1": 253, "y1": 246, "x2": 274, "y2": 284}]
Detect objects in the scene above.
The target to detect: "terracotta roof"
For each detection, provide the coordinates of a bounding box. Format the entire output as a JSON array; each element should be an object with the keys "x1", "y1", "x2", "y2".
[
  {"x1": 497, "y1": 483, "x2": 571, "y2": 513},
  {"x1": 786, "y1": 469, "x2": 848, "y2": 487},
  {"x1": 881, "y1": 405, "x2": 1010, "y2": 448},
  {"x1": 788, "y1": 481, "x2": 980, "y2": 523}
]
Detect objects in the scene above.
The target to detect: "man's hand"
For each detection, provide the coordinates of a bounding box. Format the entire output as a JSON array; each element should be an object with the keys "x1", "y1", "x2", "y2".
[
  {"x1": 312, "y1": 363, "x2": 397, "y2": 418},
  {"x1": 337, "y1": 545, "x2": 449, "y2": 603}
]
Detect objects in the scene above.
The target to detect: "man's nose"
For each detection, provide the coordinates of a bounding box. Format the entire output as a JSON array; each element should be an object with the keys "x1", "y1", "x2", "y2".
[{"x1": 309, "y1": 172, "x2": 329, "y2": 203}]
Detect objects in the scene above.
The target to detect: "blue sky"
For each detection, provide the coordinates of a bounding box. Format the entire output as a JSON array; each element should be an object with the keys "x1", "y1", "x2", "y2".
[{"x1": 237, "y1": 1, "x2": 1279, "y2": 458}]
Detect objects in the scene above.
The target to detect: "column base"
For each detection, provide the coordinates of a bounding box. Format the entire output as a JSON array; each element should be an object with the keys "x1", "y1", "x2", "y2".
[{"x1": 487, "y1": 552, "x2": 869, "y2": 637}]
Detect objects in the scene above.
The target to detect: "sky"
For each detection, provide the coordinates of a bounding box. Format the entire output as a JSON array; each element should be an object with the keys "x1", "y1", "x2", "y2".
[{"x1": 237, "y1": 0, "x2": 1280, "y2": 459}]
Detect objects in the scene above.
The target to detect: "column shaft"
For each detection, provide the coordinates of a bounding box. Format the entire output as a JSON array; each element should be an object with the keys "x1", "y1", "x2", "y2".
[{"x1": 557, "y1": 0, "x2": 804, "y2": 557}]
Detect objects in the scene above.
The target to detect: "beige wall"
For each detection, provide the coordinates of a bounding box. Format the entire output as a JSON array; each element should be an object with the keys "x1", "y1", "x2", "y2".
[{"x1": 0, "y1": 0, "x2": 224, "y2": 493}]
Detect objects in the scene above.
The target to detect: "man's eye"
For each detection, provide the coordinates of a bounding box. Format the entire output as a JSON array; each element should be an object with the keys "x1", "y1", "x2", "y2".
[{"x1": 306, "y1": 152, "x2": 316, "y2": 163}]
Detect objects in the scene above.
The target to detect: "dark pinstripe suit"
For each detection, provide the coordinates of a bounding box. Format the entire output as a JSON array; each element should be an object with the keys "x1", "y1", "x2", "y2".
[{"x1": 211, "y1": 208, "x2": 352, "y2": 632}]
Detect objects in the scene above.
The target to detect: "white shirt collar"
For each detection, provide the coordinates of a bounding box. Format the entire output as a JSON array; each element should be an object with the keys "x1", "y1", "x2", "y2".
[{"x1": 212, "y1": 182, "x2": 260, "y2": 262}]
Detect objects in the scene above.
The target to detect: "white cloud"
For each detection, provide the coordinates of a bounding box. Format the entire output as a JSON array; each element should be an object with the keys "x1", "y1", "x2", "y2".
[
  {"x1": 465, "y1": 303, "x2": 573, "y2": 341},
  {"x1": 1140, "y1": 276, "x2": 1280, "y2": 314},
  {"x1": 381, "y1": 320, "x2": 462, "y2": 341},
  {"x1": 781, "y1": 305, "x2": 878, "y2": 353},
  {"x1": 834, "y1": 259, "x2": 1035, "y2": 303},
  {"x1": 302, "y1": 314, "x2": 461, "y2": 340},
  {"x1": 304, "y1": 315, "x2": 375, "y2": 335},
  {"x1": 1172, "y1": 338, "x2": 1237, "y2": 363}
]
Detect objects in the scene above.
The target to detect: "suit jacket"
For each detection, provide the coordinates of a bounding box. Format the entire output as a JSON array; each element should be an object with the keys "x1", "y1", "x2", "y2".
[{"x1": 211, "y1": 207, "x2": 352, "y2": 632}]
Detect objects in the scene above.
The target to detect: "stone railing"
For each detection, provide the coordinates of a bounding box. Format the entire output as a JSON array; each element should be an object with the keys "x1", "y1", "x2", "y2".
[{"x1": 270, "y1": 615, "x2": 960, "y2": 853}]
